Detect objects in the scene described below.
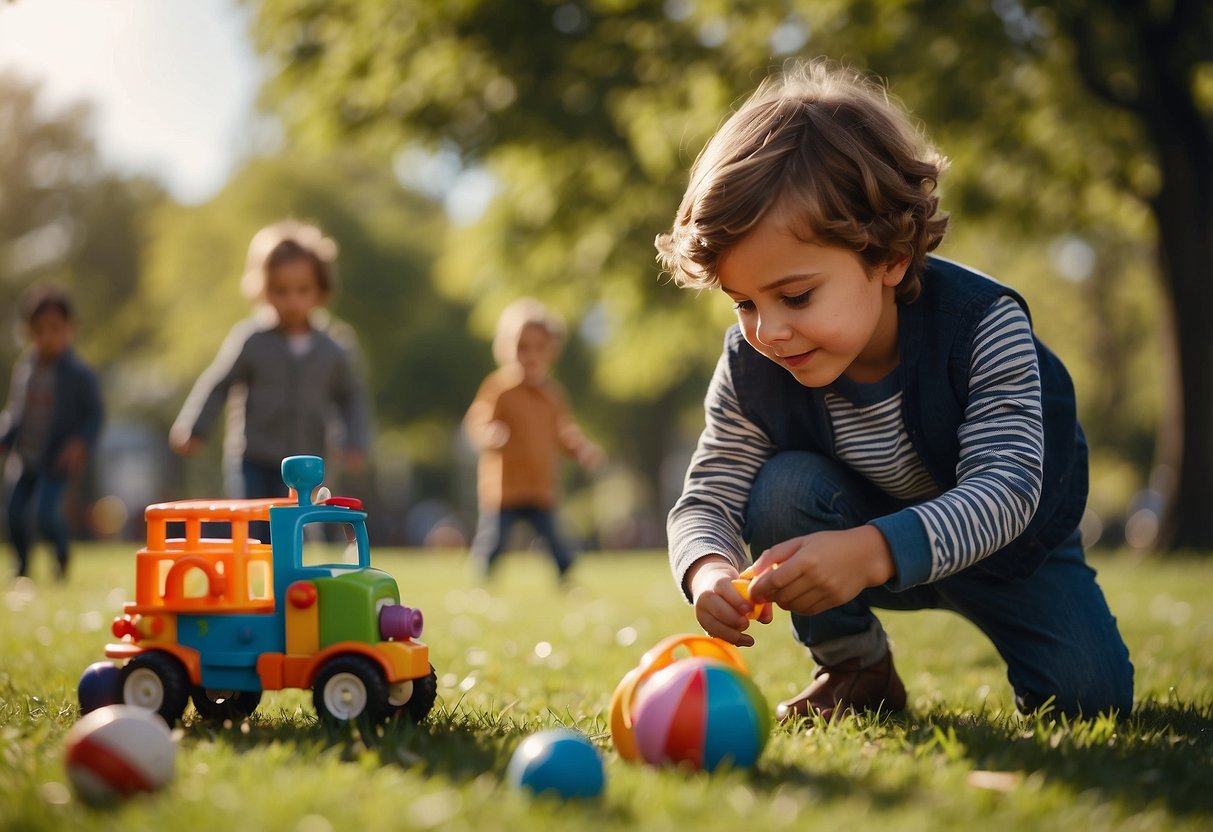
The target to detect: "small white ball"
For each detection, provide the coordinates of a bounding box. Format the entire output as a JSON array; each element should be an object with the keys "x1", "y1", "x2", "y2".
[{"x1": 63, "y1": 704, "x2": 176, "y2": 805}]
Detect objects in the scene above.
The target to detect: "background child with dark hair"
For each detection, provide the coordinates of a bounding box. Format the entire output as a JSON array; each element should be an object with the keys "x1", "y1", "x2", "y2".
[
  {"x1": 0, "y1": 285, "x2": 104, "y2": 581},
  {"x1": 464, "y1": 298, "x2": 603, "y2": 582},
  {"x1": 170, "y1": 219, "x2": 372, "y2": 511},
  {"x1": 656, "y1": 60, "x2": 1133, "y2": 721}
]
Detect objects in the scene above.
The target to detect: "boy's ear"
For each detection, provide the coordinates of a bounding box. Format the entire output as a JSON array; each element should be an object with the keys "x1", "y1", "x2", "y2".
[{"x1": 880, "y1": 257, "x2": 910, "y2": 287}]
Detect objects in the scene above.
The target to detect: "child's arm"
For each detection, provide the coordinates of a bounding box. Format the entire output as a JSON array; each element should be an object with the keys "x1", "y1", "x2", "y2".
[
  {"x1": 54, "y1": 359, "x2": 104, "y2": 476},
  {"x1": 750, "y1": 297, "x2": 1045, "y2": 609},
  {"x1": 0, "y1": 356, "x2": 29, "y2": 453},
  {"x1": 463, "y1": 375, "x2": 509, "y2": 450},
  {"x1": 549, "y1": 385, "x2": 604, "y2": 471},
  {"x1": 669, "y1": 351, "x2": 778, "y2": 645},
  {"x1": 169, "y1": 322, "x2": 255, "y2": 455},
  {"x1": 669, "y1": 352, "x2": 775, "y2": 588}
]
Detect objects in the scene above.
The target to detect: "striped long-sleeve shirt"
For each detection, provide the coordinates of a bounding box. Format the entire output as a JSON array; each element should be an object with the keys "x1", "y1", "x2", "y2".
[{"x1": 668, "y1": 296, "x2": 1044, "y2": 593}]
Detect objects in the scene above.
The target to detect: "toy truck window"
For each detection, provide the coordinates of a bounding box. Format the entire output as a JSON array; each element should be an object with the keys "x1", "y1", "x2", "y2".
[
  {"x1": 247, "y1": 559, "x2": 271, "y2": 600},
  {"x1": 301, "y1": 522, "x2": 361, "y2": 568},
  {"x1": 165, "y1": 519, "x2": 236, "y2": 542},
  {"x1": 180, "y1": 565, "x2": 215, "y2": 598}
]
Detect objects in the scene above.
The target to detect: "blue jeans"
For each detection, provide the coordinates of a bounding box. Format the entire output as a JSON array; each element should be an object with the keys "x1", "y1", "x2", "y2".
[
  {"x1": 471, "y1": 506, "x2": 575, "y2": 577},
  {"x1": 7, "y1": 470, "x2": 69, "y2": 578},
  {"x1": 241, "y1": 458, "x2": 290, "y2": 542},
  {"x1": 744, "y1": 451, "x2": 1134, "y2": 716}
]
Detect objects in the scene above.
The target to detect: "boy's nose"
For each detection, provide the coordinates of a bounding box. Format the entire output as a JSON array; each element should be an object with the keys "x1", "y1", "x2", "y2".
[{"x1": 755, "y1": 313, "x2": 790, "y2": 345}]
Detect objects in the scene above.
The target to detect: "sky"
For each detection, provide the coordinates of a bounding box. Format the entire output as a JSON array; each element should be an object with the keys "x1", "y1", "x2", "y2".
[{"x1": 0, "y1": 0, "x2": 263, "y2": 204}]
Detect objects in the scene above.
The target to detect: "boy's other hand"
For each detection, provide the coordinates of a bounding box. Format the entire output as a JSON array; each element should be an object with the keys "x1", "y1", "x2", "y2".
[
  {"x1": 748, "y1": 526, "x2": 895, "y2": 616},
  {"x1": 687, "y1": 556, "x2": 770, "y2": 647}
]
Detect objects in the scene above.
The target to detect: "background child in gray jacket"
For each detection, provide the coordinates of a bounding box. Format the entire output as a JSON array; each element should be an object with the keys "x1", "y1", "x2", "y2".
[{"x1": 170, "y1": 219, "x2": 372, "y2": 509}]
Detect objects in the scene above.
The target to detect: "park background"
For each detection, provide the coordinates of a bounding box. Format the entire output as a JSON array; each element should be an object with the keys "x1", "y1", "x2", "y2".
[
  {"x1": 0, "y1": 0, "x2": 1209, "y2": 556},
  {"x1": 2, "y1": 3, "x2": 1212, "y2": 831}
]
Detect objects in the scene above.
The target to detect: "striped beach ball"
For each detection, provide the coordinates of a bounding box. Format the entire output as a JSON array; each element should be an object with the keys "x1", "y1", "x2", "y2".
[
  {"x1": 610, "y1": 635, "x2": 770, "y2": 772},
  {"x1": 631, "y1": 657, "x2": 769, "y2": 771},
  {"x1": 63, "y1": 705, "x2": 176, "y2": 805}
]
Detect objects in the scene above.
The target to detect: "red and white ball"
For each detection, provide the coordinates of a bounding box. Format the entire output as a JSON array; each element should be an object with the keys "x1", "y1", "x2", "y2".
[{"x1": 63, "y1": 705, "x2": 176, "y2": 805}]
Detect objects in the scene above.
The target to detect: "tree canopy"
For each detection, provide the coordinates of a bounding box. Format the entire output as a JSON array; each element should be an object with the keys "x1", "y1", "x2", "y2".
[
  {"x1": 0, "y1": 73, "x2": 164, "y2": 375},
  {"x1": 250, "y1": 0, "x2": 1181, "y2": 541}
]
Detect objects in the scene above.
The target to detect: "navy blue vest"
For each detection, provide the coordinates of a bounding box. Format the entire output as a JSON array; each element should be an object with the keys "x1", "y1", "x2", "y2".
[{"x1": 728, "y1": 256, "x2": 1088, "y2": 581}]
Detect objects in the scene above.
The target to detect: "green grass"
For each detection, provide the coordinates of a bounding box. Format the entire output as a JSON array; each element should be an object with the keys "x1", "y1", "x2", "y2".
[{"x1": 2, "y1": 545, "x2": 1211, "y2": 831}]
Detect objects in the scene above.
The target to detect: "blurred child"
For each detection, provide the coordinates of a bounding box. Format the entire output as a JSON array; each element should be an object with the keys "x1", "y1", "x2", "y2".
[
  {"x1": 655, "y1": 60, "x2": 1133, "y2": 720},
  {"x1": 170, "y1": 220, "x2": 371, "y2": 511},
  {"x1": 464, "y1": 298, "x2": 603, "y2": 582},
  {"x1": 0, "y1": 285, "x2": 104, "y2": 581}
]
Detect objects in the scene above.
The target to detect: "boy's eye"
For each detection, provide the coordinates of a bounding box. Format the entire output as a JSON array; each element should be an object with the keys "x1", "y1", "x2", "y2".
[
  {"x1": 782, "y1": 290, "x2": 812, "y2": 308},
  {"x1": 732, "y1": 299, "x2": 755, "y2": 313}
]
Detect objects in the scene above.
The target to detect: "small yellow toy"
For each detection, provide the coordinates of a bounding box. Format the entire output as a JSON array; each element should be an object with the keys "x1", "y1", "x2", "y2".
[{"x1": 731, "y1": 564, "x2": 776, "y2": 620}]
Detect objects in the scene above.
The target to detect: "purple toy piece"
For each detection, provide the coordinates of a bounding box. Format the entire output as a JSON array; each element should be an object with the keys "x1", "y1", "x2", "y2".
[{"x1": 380, "y1": 604, "x2": 424, "y2": 640}]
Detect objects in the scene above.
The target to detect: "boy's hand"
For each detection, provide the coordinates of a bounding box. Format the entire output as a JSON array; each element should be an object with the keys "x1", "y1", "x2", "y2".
[
  {"x1": 169, "y1": 424, "x2": 204, "y2": 456},
  {"x1": 686, "y1": 556, "x2": 772, "y2": 647},
  {"x1": 54, "y1": 438, "x2": 88, "y2": 475},
  {"x1": 748, "y1": 526, "x2": 895, "y2": 616},
  {"x1": 482, "y1": 420, "x2": 510, "y2": 449},
  {"x1": 576, "y1": 440, "x2": 605, "y2": 472}
]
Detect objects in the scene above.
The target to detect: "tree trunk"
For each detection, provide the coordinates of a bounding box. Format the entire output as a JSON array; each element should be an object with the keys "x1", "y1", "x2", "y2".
[
  {"x1": 1153, "y1": 160, "x2": 1213, "y2": 549},
  {"x1": 1140, "y1": 26, "x2": 1213, "y2": 549},
  {"x1": 1068, "y1": 0, "x2": 1213, "y2": 550}
]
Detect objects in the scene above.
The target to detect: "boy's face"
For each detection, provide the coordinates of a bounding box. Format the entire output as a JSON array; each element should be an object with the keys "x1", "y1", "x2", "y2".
[
  {"x1": 266, "y1": 257, "x2": 326, "y2": 333},
  {"x1": 515, "y1": 323, "x2": 557, "y2": 385},
  {"x1": 718, "y1": 216, "x2": 907, "y2": 387},
  {"x1": 27, "y1": 309, "x2": 73, "y2": 361}
]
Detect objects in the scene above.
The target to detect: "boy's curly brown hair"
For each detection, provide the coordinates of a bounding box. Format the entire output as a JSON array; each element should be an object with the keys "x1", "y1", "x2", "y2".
[{"x1": 656, "y1": 60, "x2": 949, "y2": 303}]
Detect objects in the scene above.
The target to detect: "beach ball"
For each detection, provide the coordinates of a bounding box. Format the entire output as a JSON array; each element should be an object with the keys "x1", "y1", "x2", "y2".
[
  {"x1": 610, "y1": 634, "x2": 770, "y2": 772},
  {"x1": 77, "y1": 662, "x2": 122, "y2": 715},
  {"x1": 507, "y1": 728, "x2": 605, "y2": 799},
  {"x1": 63, "y1": 705, "x2": 176, "y2": 805},
  {"x1": 632, "y1": 657, "x2": 769, "y2": 771}
]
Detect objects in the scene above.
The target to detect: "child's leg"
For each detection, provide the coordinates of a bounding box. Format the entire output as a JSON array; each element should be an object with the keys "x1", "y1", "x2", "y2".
[
  {"x1": 923, "y1": 532, "x2": 1134, "y2": 716},
  {"x1": 469, "y1": 508, "x2": 518, "y2": 575},
  {"x1": 745, "y1": 450, "x2": 911, "y2": 720},
  {"x1": 745, "y1": 450, "x2": 902, "y2": 663},
  {"x1": 32, "y1": 475, "x2": 70, "y2": 576},
  {"x1": 6, "y1": 472, "x2": 38, "y2": 578},
  {"x1": 526, "y1": 508, "x2": 576, "y2": 577}
]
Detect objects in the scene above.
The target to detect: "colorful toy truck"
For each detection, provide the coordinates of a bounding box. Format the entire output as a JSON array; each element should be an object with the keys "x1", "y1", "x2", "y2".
[{"x1": 99, "y1": 455, "x2": 436, "y2": 727}]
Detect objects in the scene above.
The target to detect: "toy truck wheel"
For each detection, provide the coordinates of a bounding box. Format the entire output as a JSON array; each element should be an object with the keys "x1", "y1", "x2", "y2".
[
  {"x1": 191, "y1": 687, "x2": 263, "y2": 723},
  {"x1": 397, "y1": 665, "x2": 438, "y2": 723},
  {"x1": 313, "y1": 655, "x2": 392, "y2": 726},
  {"x1": 119, "y1": 652, "x2": 189, "y2": 725}
]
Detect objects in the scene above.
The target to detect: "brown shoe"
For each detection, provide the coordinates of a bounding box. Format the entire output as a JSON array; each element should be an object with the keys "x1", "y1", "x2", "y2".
[{"x1": 776, "y1": 650, "x2": 907, "y2": 723}]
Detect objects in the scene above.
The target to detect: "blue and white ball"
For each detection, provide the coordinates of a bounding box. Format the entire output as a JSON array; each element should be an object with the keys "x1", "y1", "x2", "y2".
[{"x1": 507, "y1": 728, "x2": 605, "y2": 799}]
